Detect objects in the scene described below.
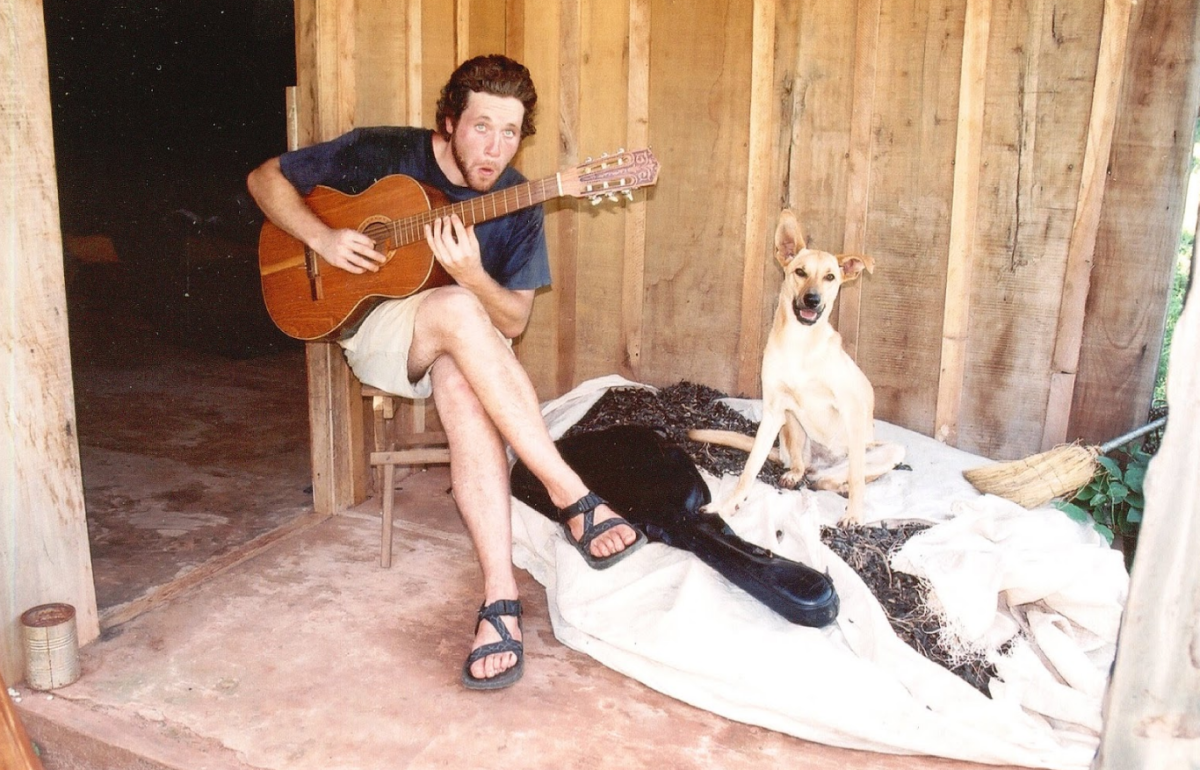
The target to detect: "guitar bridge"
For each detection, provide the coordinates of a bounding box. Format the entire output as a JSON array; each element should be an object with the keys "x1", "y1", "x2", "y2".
[{"x1": 305, "y1": 246, "x2": 324, "y2": 301}]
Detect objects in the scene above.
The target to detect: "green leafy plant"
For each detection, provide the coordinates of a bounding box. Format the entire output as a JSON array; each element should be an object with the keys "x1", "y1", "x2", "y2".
[{"x1": 1056, "y1": 440, "x2": 1151, "y2": 548}]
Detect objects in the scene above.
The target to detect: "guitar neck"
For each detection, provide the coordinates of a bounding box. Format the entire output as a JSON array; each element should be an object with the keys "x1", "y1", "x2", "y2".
[{"x1": 379, "y1": 174, "x2": 562, "y2": 250}]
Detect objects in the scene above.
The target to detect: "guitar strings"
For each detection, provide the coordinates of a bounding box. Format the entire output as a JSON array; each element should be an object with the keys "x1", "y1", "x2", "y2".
[{"x1": 367, "y1": 176, "x2": 559, "y2": 252}]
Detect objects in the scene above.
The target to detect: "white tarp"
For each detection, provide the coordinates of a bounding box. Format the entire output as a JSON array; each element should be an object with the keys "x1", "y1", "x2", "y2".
[{"x1": 510, "y1": 376, "x2": 1127, "y2": 769}]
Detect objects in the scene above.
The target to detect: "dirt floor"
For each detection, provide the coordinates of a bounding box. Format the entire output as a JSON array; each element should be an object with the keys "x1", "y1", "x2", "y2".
[{"x1": 14, "y1": 259, "x2": 1034, "y2": 769}]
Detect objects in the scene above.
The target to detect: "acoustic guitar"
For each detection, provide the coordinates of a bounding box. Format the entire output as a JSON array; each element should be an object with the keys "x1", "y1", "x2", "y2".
[{"x1": 258, "y1": 148, "x2": 660, "y2": 340}]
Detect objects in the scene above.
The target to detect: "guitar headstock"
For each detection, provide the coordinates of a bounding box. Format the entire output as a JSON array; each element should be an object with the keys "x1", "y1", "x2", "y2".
[{"x1": 560, "y1": 148, "x2": 660, "y2": 204}]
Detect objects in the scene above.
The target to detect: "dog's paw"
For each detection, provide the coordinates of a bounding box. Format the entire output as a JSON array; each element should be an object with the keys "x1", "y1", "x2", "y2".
[{"x1": 780, "y1": 469, "x2": 807, "y2": 489}]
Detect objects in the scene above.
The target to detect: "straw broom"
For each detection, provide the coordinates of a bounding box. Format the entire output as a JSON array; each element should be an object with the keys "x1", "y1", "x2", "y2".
[{"x1": 963, "y1": 416, "x2": 1167, "y2": 509}]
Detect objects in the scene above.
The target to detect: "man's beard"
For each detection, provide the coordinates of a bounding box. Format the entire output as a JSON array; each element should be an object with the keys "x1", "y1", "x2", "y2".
[{"x1": 450, "y1": 135, "x2": 498, "y2": 193}]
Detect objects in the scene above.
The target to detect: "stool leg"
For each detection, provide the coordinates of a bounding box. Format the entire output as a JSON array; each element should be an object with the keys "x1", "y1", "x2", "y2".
[{"x1": 380, "y1": 463, "x2": 395, "y2": 568}]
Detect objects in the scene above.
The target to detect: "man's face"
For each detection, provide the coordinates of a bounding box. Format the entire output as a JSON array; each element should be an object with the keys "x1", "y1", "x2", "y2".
[{"x1": 446, "y1": 91, "x2": 525, "y2": 192}]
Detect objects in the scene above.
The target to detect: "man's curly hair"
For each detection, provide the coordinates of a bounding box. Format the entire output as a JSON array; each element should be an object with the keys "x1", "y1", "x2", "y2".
[{"x1": 435, "y1": 55, "x2": 538, "y2": 140}]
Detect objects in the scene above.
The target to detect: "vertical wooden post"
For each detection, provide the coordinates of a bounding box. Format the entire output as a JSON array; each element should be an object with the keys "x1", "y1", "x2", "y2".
[
  {"x1": 836, "y1": 0, "x2": 882, "y2": 361},
  {"x1": 295, "y1": 0, "x2": 365, "y2": 513},
  {"x1": 1094, "y1": 284, "x2": 1200, "y2": 768},
  {"x1": 556, "y1": 0, "x2": 581, "y2": 395},
  {"x1": 934, "y1": 0, "x2": 992, "y2": 445},
  {"x1": 406, "y1": 0, "x2": 423, "y2": 127},
  {"x1": 1041, "y1": 0, "x2": 1132, "y2": 450},
  {"x1": 620, "y1": 0, "x2": 651, "y2": 379},
  {"x1": 456, "y1": 0, "x2": 471, "y2": 64},
  {"x1": 734, "y1": 0, "x2": 779, "y2": 398},
  {"x1": 1, "y1": 0, "x2": 100, "y2": 683}
]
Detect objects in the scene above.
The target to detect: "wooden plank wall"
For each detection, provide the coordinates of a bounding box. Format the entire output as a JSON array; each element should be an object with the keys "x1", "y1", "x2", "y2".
[{"x1": 299, "y1": 0, "x2": 1197, "y2": 464}]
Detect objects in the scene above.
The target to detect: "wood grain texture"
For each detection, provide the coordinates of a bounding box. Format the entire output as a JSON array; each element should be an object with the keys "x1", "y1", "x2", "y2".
[
  {"x1": 575, "y1": 1, "x2": 635, "y2": 383},
  {"x1": 621, "y1": 0, "x2": 652, "y2": 381},
  {"x1": 834, "y1": 0, "x2": 882, "y2": 363},
  {"x1": 641, "y1": 0, "x2": 754, "y2": 394},
  {"x1": 515, "y1": 1, "x2": 564, "y2": 398},
  {"x1": 1042, "y1": 0, "x2": 1133, "y2": 448},
  {"x1": 0, "y1": 672, "x2": 44, "y2": 770},
  {"x1": 1093, "y1": 286, "x2": 1200, "y2": 769},
  {"x1": 556, "y1": 0, "x2": 581, "y2": 394},
  {"x1": 1, "y1": 0, "x2": 100, "y2": 683},
  {"x1": 296, "y1": 0, "x2": 1194, "y2": 463},
  {"x1": 956, "y1": 0, "x2": 1100, "y2": 460},
  {"x1": 734, "y1": 0, "x2": 780, "y2": 397},
  {"x1": 934, "y1": 0, "x2": 991, "y2": 445},
  {"x1": 355, "y1": 0, "x2": 408, "y2": 126},
  {"x1": 853, "y1": 0, "x2": 965, "y2": 436},
  {"x1": 1069, "y1": 0, "x2": 1200, "y2": 445}
]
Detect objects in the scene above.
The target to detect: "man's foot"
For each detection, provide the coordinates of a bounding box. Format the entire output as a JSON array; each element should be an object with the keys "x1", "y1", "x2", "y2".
[
  {"x1": 560, "y1": 492, "x2": 647, "y2": 569},
  {"x1": 462, "y1": 599, "x2": 523, "y2": 690}
]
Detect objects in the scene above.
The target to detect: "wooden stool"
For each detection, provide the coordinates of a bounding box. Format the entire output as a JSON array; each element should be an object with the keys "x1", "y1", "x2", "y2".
[{"x1": 363, "y1": 386, "x2": 450, "y2": 567}]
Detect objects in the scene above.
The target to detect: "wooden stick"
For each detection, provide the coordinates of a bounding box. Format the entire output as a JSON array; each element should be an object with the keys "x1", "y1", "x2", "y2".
[
  {"x1": 735, "y1": 0, "x2": 779, "y2": 398},
  {"x1": 1042, "y1": 0, "x2": 1133, "y2": 449},
  {"x1": 621, "y1": 0, "x2": 651, "y2": 378},
  {"x1": 406, "y1": 0, "x2": 423, "y2": 127},
  {"x1": 0, "y1": 673, "x2": 44, "y2": 770},
  {"x1": 934, "y1": 0, "x2": 992, "y2": 445},
  {"x1": 836, "y1": 0, "x2": 882, "y2": 360}
]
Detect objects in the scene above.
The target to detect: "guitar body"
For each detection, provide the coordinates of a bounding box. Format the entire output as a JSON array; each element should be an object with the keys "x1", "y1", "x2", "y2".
[
  {"x1": 257, "y1": 149, "x2": 660, "y2": 340},
  {"x1": 258, "y1": 175, "x2": 454, "y2": 341}
]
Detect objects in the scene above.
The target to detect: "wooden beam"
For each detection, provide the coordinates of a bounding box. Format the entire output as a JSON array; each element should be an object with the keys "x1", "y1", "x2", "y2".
[
  {"x1": 934, "y1": 0, "x2": 992, "y2": 445},
  {"x1": 735, "y1": 0, "x2": 779, "y2": 397},
  {"x1": 1, "y1": 0, "x2": 100, "y2": 684},
  {"x1": 406, "y1": 0, "x2": 423, "y2": 127},
  {"x1": 1094, "y1": 282, "x2": 1200, "y2": 768},
  {"x1": 1, "y1": 673, "x2": 43, "y2": 770},
  {"x1": 836, "y1": 0, "x2": 882, "y2": 361},
  {"x1": 456, "y1": 0, "x2": 470, "y2": 64},
  {"x1": 306, "y1": 342, "x2": 367, "y2": 514},
  {"x1": 620, "y1": 0, "x2": 651, "y2": 379},
  {"x1": 556, "y1": 0, "x2": 581, "y2": 395},
  {"x1": 1041, "y1": 0, "x2": 1133, "y2": 449}
]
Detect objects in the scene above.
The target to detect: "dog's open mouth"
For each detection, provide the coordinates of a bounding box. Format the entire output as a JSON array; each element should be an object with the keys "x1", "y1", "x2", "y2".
[{"x1": 792, "y1": 299, "x2": 823, "y2": 326}]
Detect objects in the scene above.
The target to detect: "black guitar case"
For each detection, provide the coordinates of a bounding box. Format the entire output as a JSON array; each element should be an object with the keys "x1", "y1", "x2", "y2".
[{"x1": 510, "y1": 424, "x2": 839, "y2": 627}]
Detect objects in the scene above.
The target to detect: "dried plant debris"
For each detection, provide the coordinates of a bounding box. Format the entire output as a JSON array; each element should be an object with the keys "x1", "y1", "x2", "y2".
[
  {"x1": 569, "y1": 381, "x2": 998, "y2": 695},
  {"x1": 820, "y1": 522, "x2": 998, "y2": 695},
  {"x1": 566, "y1": 382, "x2": 787, "y2": 486}
]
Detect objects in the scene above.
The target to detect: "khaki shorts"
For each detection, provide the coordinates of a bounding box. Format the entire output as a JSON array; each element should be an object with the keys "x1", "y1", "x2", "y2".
[
  {"x1": 338, "y1": 288, "x2": 513, "y2": 400},
  {"x1": 339, "y1": 291, "x2": 435, "y2": 399}
]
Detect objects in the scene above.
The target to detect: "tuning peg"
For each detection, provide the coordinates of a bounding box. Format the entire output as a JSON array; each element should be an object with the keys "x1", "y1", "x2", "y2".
[
  {"x1": 589, "y1": 195, "x2": 602, "y2": 206},
  {"x1": 623, "y1": 190, "x2": 634, "y2": 201},
  {"x1": 607, "y1": 192, "x2": 619, "y2": 203}
]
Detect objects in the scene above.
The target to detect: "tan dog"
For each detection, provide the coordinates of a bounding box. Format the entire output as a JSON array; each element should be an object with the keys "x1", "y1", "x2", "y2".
[{"x1": 692, "y1": 210, "x2": 904, "y2": 525}]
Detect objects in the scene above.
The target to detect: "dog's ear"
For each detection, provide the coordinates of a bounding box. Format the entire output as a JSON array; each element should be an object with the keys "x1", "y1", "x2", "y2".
[
  {"x1": 774, "y1": 210, "x2": 807, "y2": 267},
  {"x1": 838, "y1": 253, "x2": 875, "y2": 283}
]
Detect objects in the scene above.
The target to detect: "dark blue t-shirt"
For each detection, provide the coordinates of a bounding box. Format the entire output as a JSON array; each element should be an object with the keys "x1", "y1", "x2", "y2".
[{"x1": 278, "y1": 126, "x2": 551, "y2": 291}]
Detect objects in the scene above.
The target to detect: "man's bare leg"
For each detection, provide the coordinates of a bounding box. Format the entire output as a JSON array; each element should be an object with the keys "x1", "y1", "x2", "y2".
[
  {"x1": 429, "y1": 355, "x2": 521, "y2": 682},
  {"x1": 411, "y1": 286, "x2": 638, "y2": 559}
]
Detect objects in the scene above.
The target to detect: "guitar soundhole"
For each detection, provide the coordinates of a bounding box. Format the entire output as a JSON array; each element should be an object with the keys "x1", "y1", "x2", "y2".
[{"x1": 361, "y1": 216, "x2": 395, "y2": 264}]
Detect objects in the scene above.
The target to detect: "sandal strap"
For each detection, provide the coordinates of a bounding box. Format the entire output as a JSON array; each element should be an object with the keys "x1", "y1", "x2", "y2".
[
  {"x1": 464, "y1": 637, "x2": 523, "y2": 667},
  {"x1": 573, "y1": 515, "x2": 631, "y2": 550},
  {"x1": 468, "y1": 599, "x2": 524, "y2": 666},
  {"x1": 560, "y1": 491, "x2": 607, "y2": 522},
  {"x1": 477, "y1": 598, "x2": 522, "y2": 625}
]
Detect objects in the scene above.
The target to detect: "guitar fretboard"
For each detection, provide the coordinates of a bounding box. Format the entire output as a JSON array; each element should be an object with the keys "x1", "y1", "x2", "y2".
[{"x1": 367, "y1": 174, "x2": 562, "y2": 250}]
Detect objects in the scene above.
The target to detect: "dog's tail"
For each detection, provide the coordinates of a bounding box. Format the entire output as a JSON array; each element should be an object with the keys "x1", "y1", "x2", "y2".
[{"x1": 686, "y1": 429, "x2": 783, "y2": 464}]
